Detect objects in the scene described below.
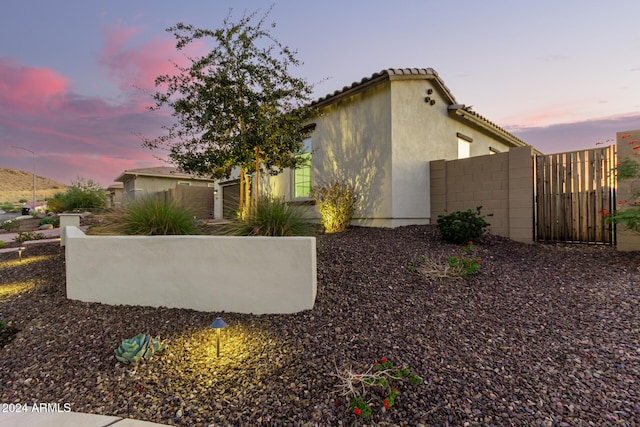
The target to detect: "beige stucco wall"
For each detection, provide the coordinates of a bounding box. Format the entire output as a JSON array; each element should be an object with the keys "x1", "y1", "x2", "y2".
[
  {"x1": 616, "y1": 129, "x2": 640, "y2": 251},
  {"x1": 65, "y1": 227, "x2": 317, "y2": 314},
  {"x1": 269, "y1": 82, "x2": 393, "y2": 225},
  {"x1": 430, "y1": 146, "x2": 534, "y2": 242},
  {"x1": 269, "y1": 77, "x2": 524, "y2": 228},
  {"x1": 389, "y1": 78, "x2": 521, "y2": 226}
]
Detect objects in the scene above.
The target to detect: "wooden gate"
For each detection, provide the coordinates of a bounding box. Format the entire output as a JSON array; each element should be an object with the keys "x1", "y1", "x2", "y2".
[{"x1": 535, "y1": 145, "x2": 616, "y2": 244}]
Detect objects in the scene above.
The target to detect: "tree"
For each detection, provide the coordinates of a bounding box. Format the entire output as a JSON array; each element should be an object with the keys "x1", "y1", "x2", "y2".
[{"x1": 144, "y1": 8, "x2": 316, "y2": 215}]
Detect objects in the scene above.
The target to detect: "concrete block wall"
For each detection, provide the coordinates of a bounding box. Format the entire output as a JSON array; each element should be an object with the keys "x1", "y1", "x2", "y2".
[{"x1": 430, "y1": 146, "x2": 534, "y2": 242}]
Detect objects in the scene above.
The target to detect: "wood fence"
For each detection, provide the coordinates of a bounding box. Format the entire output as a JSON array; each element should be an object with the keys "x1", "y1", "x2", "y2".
[{"x1": 535, "y1": 145, "x2": 616, "y2": 244}]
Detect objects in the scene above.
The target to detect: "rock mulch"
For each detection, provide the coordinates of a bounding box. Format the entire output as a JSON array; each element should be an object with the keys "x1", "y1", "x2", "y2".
[{"x1": 0, "y1": 225, "x2": 639, "y2": 426}]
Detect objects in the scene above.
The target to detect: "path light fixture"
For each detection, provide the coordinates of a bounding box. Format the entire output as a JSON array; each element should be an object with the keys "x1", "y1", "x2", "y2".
[
  {"x1": 17, "y1": 247, "x2": 26, "y2": 262},
  {"x1": 210, "y1": 317, "x2": 227, "y2": 357}
]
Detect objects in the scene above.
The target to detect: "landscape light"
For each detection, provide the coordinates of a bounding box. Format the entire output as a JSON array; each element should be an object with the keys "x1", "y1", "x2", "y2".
[
  {"x1": 209, "y1": 317, "x2": 228, "y2": 357},
  {"x1": 17, "y1": 247, "x2": 26, "y2": 262}
]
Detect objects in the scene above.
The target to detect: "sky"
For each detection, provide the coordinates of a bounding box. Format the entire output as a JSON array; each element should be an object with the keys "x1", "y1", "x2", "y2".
[{"x1": 1, "y1": 0, "x2": 639, "y2": 187}]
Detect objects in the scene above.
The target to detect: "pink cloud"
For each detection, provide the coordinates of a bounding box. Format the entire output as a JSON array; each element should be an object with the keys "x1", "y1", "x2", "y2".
[
  {"x1": 98, "y1": 22, "x2": 200, "y2": 95},
  {"x1": 0, "y1": 58, "x2": 69, "y2": 111}
]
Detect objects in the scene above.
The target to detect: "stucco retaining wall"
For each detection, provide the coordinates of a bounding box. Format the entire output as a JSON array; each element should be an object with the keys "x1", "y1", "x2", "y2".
[{"x1": 65, "y1": 227, "x2": 317, "y2": 314}]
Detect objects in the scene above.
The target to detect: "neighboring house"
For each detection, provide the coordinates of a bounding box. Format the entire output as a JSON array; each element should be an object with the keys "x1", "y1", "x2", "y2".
[
  {"x1": 254, "y1": 67, "x2": 536, "y2": 227},
  {"x1": 115, "y1": 166, "x2": 216, "y2": 218},
  {"x1": 105, "y1": 183, "x2": 123, "y2": 208}
]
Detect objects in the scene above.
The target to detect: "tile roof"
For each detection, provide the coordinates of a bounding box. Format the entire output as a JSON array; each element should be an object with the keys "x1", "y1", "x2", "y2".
[
  {"x1": 311, "y1": 68, "x2": 530, "y2": 149},
  {"x1": 311, "y1": 68, "x2": 457, "y2": 107}
]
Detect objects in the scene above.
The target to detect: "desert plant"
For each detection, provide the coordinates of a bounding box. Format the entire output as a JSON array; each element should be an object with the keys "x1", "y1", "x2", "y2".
[
  {"x1": 336, "y1": 357, "x2": 422, "y2": 420},
  {"x1": 14, "y1": 232, "x2": 47, "y2": 243},
  {"x1": 115, "y1": 333, "x2": 166, "y2": 365},
  {"x1": 437, "y1": 206, "x2": 490, "y2": 244},
  {"x1": 38, "y1": 217, "x2": 59, "y2": 228},
  {"x1": 1, "y1": 202, "x2": 17, "y2": 213},
  {"x1": 48, "y1": 177, "x2": 105, "y2": 213},
  {"x1": 223, "y1": 196, "x2": 313, "y2": 236},
  {"x1": 89, "y1": 197, "x2": 201, "y2": 235},
  {"x1": 311, "y1": 182, "x2": 357, "y2": 233},
  {"x1": 603, "y1": 155, "x2": 640, "y2": 233},
  {"x1": 1, "y1": 219, "x2": 19, "y2": 232}
]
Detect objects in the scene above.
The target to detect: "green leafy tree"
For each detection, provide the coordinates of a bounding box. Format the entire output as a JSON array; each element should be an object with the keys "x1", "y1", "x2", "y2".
[{"x1": 144, "y1": 8, "x2": 315, "y2": 216}]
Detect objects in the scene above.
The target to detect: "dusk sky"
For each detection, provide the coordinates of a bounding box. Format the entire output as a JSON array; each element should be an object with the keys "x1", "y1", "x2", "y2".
[{"x1": 1, "y1": 1, "x2": 639, "y2": 187}]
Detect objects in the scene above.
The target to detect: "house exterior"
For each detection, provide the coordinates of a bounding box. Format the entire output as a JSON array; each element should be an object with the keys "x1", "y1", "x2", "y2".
[
  {"x1": 243, "y1": 68, "x2": 534, "y2": 228},
  {"x1": 105, "y1": 183, "x2": 124, "y2": 208},
  {"x1": 115, "y1": 166, "x2": 216, "y2": 218}
]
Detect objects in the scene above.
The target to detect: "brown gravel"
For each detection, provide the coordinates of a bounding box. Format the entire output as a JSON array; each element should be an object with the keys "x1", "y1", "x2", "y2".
[{"x1": 0, "y1": 225, "x2": 639, "y2": 426}]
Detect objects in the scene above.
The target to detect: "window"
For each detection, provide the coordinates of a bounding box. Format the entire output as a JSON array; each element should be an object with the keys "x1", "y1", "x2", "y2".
[
  {"x1": 293, "y1": 138, "x2": 312, "y2": 198},
  {"x1": 457, "y1": 133, "x2": 473, "y2": 159}
]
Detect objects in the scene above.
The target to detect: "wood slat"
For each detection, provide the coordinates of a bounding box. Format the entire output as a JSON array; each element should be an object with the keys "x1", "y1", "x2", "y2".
[{"x1": 535, "y1": 146, "x2": 615, "y2": 244}]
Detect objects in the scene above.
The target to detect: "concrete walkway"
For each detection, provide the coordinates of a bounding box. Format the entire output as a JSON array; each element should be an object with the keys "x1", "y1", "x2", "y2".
[{"x1": 0, "y1": 411, "x2": 169, "y2": 426}]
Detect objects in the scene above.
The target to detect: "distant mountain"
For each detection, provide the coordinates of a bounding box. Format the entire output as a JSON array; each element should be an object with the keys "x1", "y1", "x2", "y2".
[{"x1": 0, "y1": 167, "x2": 67, "y2": 203}]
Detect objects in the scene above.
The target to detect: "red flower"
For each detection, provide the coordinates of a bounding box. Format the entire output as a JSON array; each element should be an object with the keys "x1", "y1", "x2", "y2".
[
  {"x1": 383, "y1": 399, "x2": 390, "y2": 409},
  {"x1": 335, "y1": 400, "x2": 341, "y2": 406},
  {"x1": 381, "y1": 357, "x2": 387, "y2": 363},
  {"x1": 136, "y1": 384, "x2": 143, "y2": 392},
  {"x1": 354, "y1": 408, "x2": 361, "y2": 416}
]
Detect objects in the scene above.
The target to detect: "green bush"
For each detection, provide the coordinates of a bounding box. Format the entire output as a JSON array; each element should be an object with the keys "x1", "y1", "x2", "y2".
[
  {"x1": 0, "y1": 241, "x2": 6, "y2": 249},
  {"x1": 1, "y1": 202, "x2": 17, "y2": 213},
  {"x1": 89, "y1": 197, "x2": 201, "y2": 235},
  {"x1": 223, "y1": 196, "x2": 313, "y2": 236},
  {"x1": 437, "y1": 206, "x2": 490, "y2": 244},
  {"x1": 38, "y1": 217, "x2": 59, "y2": 228},
  {"x1": 48, "y1": 177, "x2": 106, "y2": 213},
  {"x1": 310, "y1": 182, "x2": 357, "y2": 233},
  {"x1": 1, "y1": 219, "x2": 19, "y2": 232}
]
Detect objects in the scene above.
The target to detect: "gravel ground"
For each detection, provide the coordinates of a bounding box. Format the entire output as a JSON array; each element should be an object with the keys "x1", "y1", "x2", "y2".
[{"x1": 0, "y1": 225, "x2": 639, "y2": 426}]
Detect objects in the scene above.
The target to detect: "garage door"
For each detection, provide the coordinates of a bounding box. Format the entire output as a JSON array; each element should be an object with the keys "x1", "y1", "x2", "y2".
[{"x1": 221, "y1": 182, "x2": 240, "y2": 219}]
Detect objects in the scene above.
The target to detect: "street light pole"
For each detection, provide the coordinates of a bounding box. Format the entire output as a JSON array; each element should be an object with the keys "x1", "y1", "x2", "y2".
[{"x1": 11, "y1": 146, "x2": 36, "y2": 212}]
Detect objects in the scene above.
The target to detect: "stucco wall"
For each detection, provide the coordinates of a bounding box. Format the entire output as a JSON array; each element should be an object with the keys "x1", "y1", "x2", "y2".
[
  {"x1": 430, "y1": 146, "x2": 534, "y2": 242},
  {"x1": 65, "y1": 227, "x2": 317, "y2": 314},
  {"x1": 389, "y1": 79, "x2": 522, "y2": 225},
  {"x1": 616, "y1": 129, "x2": 640, "y2": 251},
  {"x1": 269, "y1": 82, "x2": 394, "y2": 225}
]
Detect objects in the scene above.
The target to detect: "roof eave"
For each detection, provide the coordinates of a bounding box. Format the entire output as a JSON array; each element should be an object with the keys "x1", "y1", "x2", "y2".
[{"x1": 448, "y1": 105, "x2": 530, "y2": 149}]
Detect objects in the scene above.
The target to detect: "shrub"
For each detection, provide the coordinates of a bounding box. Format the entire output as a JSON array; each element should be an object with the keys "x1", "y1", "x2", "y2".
[
  {"x1": 14, "y1": 231, "x2": 47, "y2": 243},
  {"x1": 38, "y1": 217, "x2": 59, "y2": 228},
  {"x1": 48, "y1": 177, "x2": 106, "y2": 213},
  {"x1": 1, "y1": 219, "x2": 19, "y2": 232},
  {"x1": 223, "y1": 196, "x2": 313, "y2": 236},
  {"x1": 437, "y1": 206, "x2": 490, "y2": 244},
  {"x1": 1, "y1": 202, "x2": 17, "y2": 213},
  {"x1": 604, "y1": 157, "x2": 640, "y2": 233},
  {"x1": 89, "y1": 197, "x2": 201, "y2": 235},
  {"x1": 0, "y1": 241, "x2": 5, "y2": 249},
  {"x1": 18, "y1": 199, "x2": 28, "y2": 204},
  {"x1": 311, "y1": 182, "x2": 357, "y2": 233}
]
